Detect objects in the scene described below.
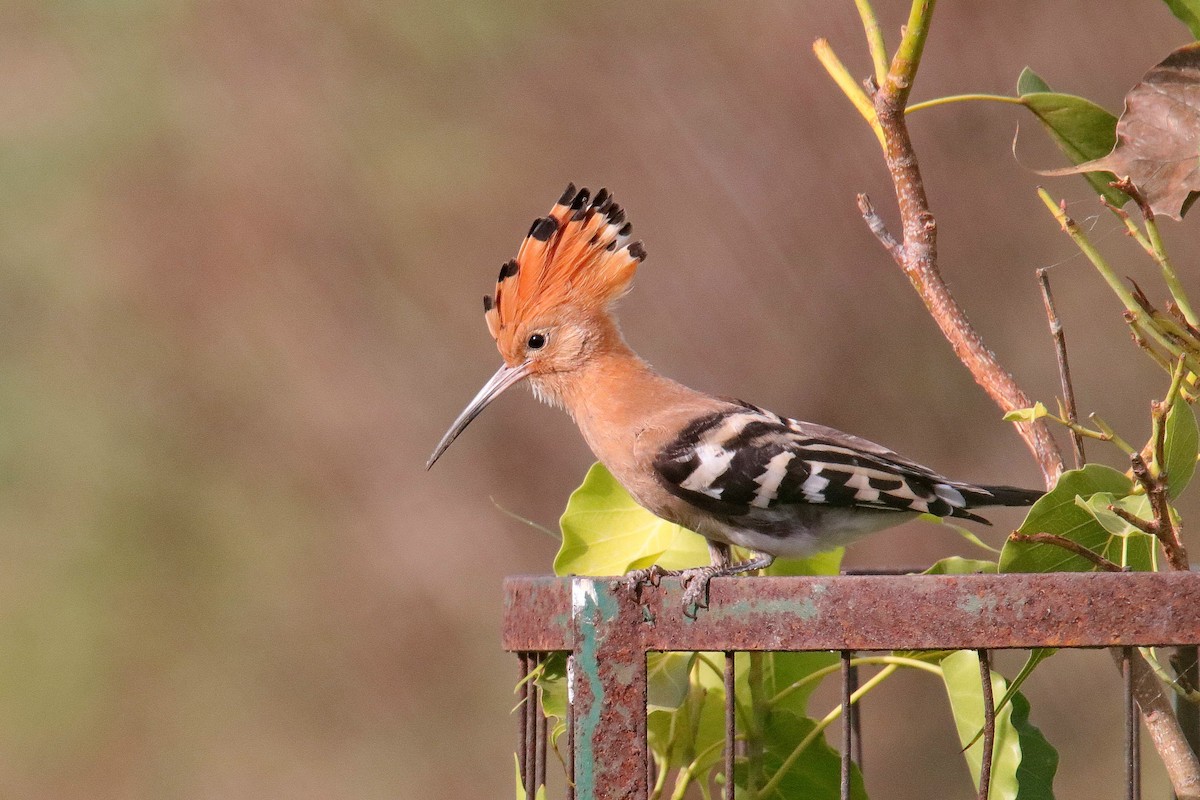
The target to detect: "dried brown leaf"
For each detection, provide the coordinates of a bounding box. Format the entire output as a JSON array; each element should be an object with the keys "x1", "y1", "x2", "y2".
[{"x1": 1043, "y1": 42, "x2": 1200, "y2": 220}]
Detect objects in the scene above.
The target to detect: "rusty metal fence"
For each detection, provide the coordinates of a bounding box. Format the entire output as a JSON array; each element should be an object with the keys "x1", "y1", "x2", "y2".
[{"x1": 504, "y1": 571, "x2": 1200, "y2": 800}]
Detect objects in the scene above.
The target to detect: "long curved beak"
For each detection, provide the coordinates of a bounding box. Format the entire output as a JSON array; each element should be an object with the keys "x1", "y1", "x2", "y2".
[{"x1": 426, "y1": 361, "x2": 532, "y2": 469}]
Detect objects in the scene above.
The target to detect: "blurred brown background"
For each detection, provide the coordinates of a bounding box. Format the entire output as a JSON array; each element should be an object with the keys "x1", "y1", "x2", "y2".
[{"x1": 1, "y1": 1, "x2": 1196, "y2": 798}]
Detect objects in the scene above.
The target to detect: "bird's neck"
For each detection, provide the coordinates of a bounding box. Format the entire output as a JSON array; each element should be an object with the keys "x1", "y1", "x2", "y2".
[{"x1": 548, "y1": 318, "x2": 715, "y2": 469}]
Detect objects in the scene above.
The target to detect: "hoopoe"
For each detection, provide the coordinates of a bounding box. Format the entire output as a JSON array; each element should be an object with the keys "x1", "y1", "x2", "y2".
[{"x1": 428, "y1": 184, "x2": 1042, "y2": 609}]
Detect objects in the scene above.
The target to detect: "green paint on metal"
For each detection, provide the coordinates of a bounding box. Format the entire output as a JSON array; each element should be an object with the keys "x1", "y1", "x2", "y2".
[
  {"x1": 697, "y1": 596, "x2": 823, "y2": 621},
  {"x1": 957, "y1": 595, "x2": 998, "y2": 615},
  {"x1": 571, "y1": 578, "x2": 622, "y2": 798}
]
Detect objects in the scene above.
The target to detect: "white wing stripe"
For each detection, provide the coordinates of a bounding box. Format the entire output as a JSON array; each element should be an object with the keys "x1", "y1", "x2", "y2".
[
  {"x1": 680, "y1": 443, "x2": 736, "y2": 499},
  {"x1": 751, "y1": 451, "x2": 795, "y2": 508}
]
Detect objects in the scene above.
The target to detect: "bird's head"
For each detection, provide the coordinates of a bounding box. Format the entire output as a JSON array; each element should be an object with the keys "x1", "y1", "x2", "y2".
[{"x1": 427, "y1": 184, "x2": 646, "y2": 468}]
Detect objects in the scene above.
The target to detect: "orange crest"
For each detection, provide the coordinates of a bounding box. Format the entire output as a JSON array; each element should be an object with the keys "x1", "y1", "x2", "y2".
[{"x1": 483, "y1": 184, "x2": 646, "y2": 342}]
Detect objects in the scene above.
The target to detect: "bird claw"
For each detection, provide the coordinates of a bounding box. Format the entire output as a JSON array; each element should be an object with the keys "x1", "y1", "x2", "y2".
[
  {"x1": 680, "y1": 567, "x2": 719, "y2": 618},
  {"x1": 622, "y1": 564, "x2": 677, "y2": 598}
]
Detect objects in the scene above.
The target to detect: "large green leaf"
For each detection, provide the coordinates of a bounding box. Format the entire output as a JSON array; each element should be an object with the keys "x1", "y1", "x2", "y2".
[
  {"x1": 942, "y1": 650, "x2": 1058, "y2": 800},
  {"x1": 647, "y1": 652, "x2": 695, "y2": 712},
  {"x1": 1164, "y1": 401, "x2": 1199, "y2": 498},
  {"x1": 740, "y1": 709, "x2": 867, "y2": 800},
  {"x1": 1016, "y1": 67, "x2": 1126, "y2": 205},
  {"x1": 999, "y1": 465, "x2": 1138, "y2": 573},
  {"x1": 1163, "y1": 0, "x2": 1200, "y2": 38},
  {"x1": 533, "y1": 652, "x2": 568, "y2": 744},
  {"x1": 554, "y1": 462, "x2": 709, "y2": 576},
  {"x1": 924, "y1": 556, "x2": 998, "y2": 575}
]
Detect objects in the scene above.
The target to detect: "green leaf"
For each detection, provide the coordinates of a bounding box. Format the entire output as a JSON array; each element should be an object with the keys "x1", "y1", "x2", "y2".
[
  {"x1": 1017, "y1": 67, "x2": 1052, "y2": 96},
  {"x1": 1164, "y1": 401, "x2": 1199, "y2": 498},
  {"x1": 941, "y1": 650, "x2": 1059, "y2": 800},
  {"x1": 766, "y1": 549, "x2": 845, "y2": 577},
  {"x1": 1016, "y1": 69, "x2": 1126, "y2": 205},
  {"x1": 963, "y1": 648, "x2": 1057, "y2": 751},
  {"x1": 923, "y1": 556, "x2": 998, "y2": 575},
  {"x1": 647, "y1": 652, "x2": 695, "y2": 712},
  {"x1": 534, "y1": 653, "x2": 568, "y2": 744},
  {"x1": 554, "y1": 462, "x2": 709, "y2": 576},
  {"x1": 1004, "y1": 402, "x2": 1049, "y2": 422},
  {"x1": 1162, "y1": 0, "x2": 1200, "y2": 39},
  {"x1": 514, "y1": 754, "x2": 548, "y2": 800},
  {"x1": 1074, "y1": 493, "x2": 1156, "y2": 571},
  {"x1": 741, "y1": 710, "x2": 867, "y2": 800},
  {"x1": 999, "y1": 464, "x2": 1134, "y2": 573}
]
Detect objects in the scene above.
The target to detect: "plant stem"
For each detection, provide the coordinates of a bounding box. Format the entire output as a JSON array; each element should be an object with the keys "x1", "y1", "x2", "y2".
[
  {"x1": 759, "y1": 665, "x2": 900, "y2": 796},
  {"x1": 1037, "y1": 188, "x2": 1142, "y2": 313},
  {"x1": 906, "y1": 93, "x2": 1024, "y2": 114},
  {"x1": 746, "y1": 652, "x2": 766, "y2": 798},
  {"x1": 885, "y1": 0, "x2": 935, "y2": 105},
  {"x1": 813, "y1": 38, "x2": 886, "y2": 150},
  {"x1": 1146, "y1": 215, "x2": 1199, "y2": 327},
  {"x1": 1038, "y1": 268, "x2": 1085, "y2": 467},
  {"x1": 853, "y1": 0, "x2": 889, "y2": 84},
  {"x1": 769, "y1": 654, "x2": 941, "y2": 707},
  {"x1": 1089, "y1": 414, "x2": 1136, "y2": 455}
]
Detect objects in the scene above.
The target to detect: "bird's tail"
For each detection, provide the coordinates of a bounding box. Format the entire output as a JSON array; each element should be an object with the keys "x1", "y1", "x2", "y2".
[{"x1": 971, "y1": 484, "x2": 1045, "y2": 508}]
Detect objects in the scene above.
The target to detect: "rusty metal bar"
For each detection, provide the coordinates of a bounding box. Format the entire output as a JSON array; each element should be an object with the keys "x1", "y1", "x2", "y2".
[
  {"x1": 570, "y1": 578, "x2": 648, "y2": 800},
  {"x1": 1123, "y1": 647, "x2": 1141, "y2": 800},
  {"x1": 526, "y1": 652, "x2": 538, "y2": 800},
  {"x1": 724, "y1": 651, "x2": 736, "y2": 800},
  {"x1": 536, "y1": 654, "x2": 547, "y2": 795},
  {"x1": 503, "y1": 573, "x2": 1200, "y2": 652},
  {"x1": 518, "y1": 653, "x2": 531, "y2": 800},
  {"x1": 978, "y1": 649, "x2": 994, "y2": 800},
  {"x1": 848, "y1": 658, "x2": 862, "y2": 769},
  {"x1": 841, "y1": 651, "x2": 852, "y2": 800}
]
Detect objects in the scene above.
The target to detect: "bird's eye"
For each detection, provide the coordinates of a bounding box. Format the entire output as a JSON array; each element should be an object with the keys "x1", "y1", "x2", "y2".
[{"x1": 527, "y1": 333, "x2": 547, "y2": 350}]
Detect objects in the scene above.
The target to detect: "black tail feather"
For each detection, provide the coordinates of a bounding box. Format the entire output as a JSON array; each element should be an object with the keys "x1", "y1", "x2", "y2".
[{"x1": 975, "y1": 484, "x2": 1044, "y2": 507}]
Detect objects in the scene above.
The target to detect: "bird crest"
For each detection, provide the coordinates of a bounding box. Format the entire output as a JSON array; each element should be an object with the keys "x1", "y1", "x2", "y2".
[{"x1": 484, "y1": 184, "x2": 646, "y2": 344}]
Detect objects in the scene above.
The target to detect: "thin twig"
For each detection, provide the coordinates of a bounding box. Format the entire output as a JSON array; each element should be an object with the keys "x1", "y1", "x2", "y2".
[
  {"x1": 853, "y1": 0, "x2": 889, "y2": 85},
  {"x1": 1111, "y1": 178, "x2": 1198, "y2": 327},
  {"x1": 813, "y1": 39, "x2": 885, "y2": 150},
  {"x1": 1037, "y1": 268, "x2": 1084, "y2": 468},
  {"x1": 1008, "y1": 532, "x2": 1124, "y2": 572}
]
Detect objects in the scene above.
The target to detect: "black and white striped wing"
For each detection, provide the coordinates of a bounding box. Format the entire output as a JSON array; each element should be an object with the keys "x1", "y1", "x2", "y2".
[{"x1": 653, "y1": 404, "x2": 995, "y2": 523}]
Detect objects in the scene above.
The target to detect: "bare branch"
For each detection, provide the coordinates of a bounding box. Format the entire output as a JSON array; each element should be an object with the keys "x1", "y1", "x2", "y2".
[{"x1": 1037, "y1": 269, "x2": 1084, "y2": 468}]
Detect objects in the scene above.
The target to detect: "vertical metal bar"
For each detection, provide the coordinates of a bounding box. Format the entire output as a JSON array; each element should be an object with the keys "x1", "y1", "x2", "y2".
[
  {"x1": 847, "y1": 657, "x2": 862, "y2": 769},
  {"x1": 571, "y1": 578, "x2": 648, "y2": 800},
  {"x1": 841, "y1": 651, "x2": 853, "y2": 800},
  {"x1": 725, "y1": 651, "x2": 736, "y2": 800},
  {"x1": 1124, "y1": 647, "x2": 1141, "y2": 800},
  {"x1": 566, "y1": 654, "x2": 576, "y2": 800},
  {"x1": 518, "y1": 653, "x2": 531, "y2": 799},
  {"x1": 536, "y1": 653, "x2": 547, "y2": 794},
  {"x1": 977, "y1": 649, "x2": 995, "y2": 800},
  {"x1": 530, "y1": 652, "x2": 540, "y2": 796}
]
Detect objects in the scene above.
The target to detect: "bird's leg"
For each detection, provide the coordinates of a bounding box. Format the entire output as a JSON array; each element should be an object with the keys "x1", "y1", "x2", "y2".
[
  {"x1": 680, "y1": 549, "x2": 775, "y2": 617},
  {"x1": 621, "y1": 542, "x2": 731, "y2": 598}
]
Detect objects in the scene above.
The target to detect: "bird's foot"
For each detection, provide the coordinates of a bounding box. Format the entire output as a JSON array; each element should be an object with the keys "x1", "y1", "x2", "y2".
[
  {"x1": 621, "y1": 564, "x2": 681, "y2": 598},
  {"x1": 680, "y1": 553, "x2": 777, "y2": 618},
  {"x1": 680, "y1": 566, "x2": 721, "y2": 618}
]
